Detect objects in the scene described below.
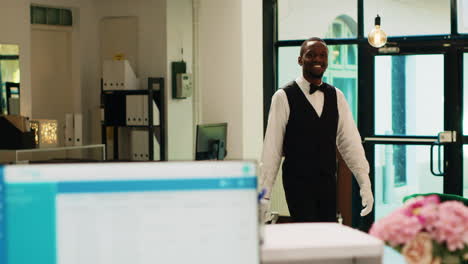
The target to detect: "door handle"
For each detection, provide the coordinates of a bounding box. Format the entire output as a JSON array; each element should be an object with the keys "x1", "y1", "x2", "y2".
[
  {"x1": 429, "y1": 131, "x2": 456, "y2": 177},
  {"x1": 437, "y1": 131, "x2": 456, "y2": 143},
  {"x1": 430, "y1": 143, "x2": 444, "y2": 176}
]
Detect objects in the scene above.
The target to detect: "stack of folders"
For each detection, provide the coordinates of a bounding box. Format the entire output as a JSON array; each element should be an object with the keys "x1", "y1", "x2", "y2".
[
  {"x1": 130, "y1": 130, "x2": 160, "y2": 161},
  {"x1": 102, "y1": 59, "x2": 139, "y2": 91},
  {"x1": 125, "y1": 95, "x2": 160, "y2": 126}
]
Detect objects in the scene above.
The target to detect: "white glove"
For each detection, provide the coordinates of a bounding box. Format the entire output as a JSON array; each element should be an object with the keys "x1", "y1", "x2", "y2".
[
  {"x1": 260, "y1": 198, "x2": 271, "y2": 223},
  {"x1": 359, "y1": 186, "x2": 374, "y2": 216}
]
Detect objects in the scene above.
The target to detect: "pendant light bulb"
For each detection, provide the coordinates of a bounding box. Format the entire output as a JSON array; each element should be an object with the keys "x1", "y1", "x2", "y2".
[{"x1": 368, "y1": 15, "x2": 387, "y2": 48}]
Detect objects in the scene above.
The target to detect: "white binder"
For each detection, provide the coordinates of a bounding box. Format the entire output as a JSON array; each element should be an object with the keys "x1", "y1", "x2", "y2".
[
  {"x1": 74, "y1": 113, "x2": 83, "y2": 146},
  {"x1": 130, "y1": 129, "x2": 146, "y2": 160},
  {"x1": 103, "y1": 60, "x2": 139, "y2": 91},
  {"x1": 142, "y1": 95, "x2": 160, "y2": 126},
  {"x1": 64, "y1": 113, "x2": 74, "y2": 146},
  {"x1": 130, "y1": 129, "x2": 160, "y2": 161},
  {"x1": 126, "y1": 95, "x2": 141, "y2": 126}
]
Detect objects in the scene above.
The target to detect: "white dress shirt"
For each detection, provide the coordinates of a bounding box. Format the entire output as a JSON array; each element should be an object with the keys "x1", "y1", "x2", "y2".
[{"x1": 260, "y1": 75, "x2": 370, "y2": 198}]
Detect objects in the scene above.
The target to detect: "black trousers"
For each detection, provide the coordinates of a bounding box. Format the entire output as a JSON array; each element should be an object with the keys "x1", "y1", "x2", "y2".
[{"x1": 282, "y1": 167, "x2": 337, "y2": 222}]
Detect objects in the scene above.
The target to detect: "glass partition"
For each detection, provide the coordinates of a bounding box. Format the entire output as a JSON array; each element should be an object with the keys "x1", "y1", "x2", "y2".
[
  {"x1": 375, "y1": 144, "x2": 443, "y2": 221},
  {"x1": 463, "y1": 53, "x2": 468, "y2": 198},
  {"x1": 375, "y1": 54, "x2": 444, "y2": 136},
  {"x1": 278, "y1": 47, "x2": 301, "y2": 89},
  {"x1": 326, "y1": 44, "x2": 358, "y2": 121},
  {"x1": 0, "y1": 44, "x2": 20, "y2": 115},
  {"x1": 278, "y1": 0, "x2": 357, "y2": 40},
  {"x1": 364, "y1": 0, "x2": 450, "y2": 37},
  {"x1": 463, "y1": 53, "x2": 468, "y2": 133},
  {"x1": 464, "y1": 145, "x2": 468, "y2": 197},
  {"x1": 458, "y1": 0, "x2": 468, "y2": 34}
]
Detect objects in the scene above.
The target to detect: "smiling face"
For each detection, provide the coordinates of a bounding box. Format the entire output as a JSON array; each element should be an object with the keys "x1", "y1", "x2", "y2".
[{"x1": 298, "y1": 40, "x2": 329, "y2": 83}]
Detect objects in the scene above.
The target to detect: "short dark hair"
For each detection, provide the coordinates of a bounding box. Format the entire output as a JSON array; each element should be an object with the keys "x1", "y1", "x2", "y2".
[{"x1": 299, "y1": 37, "x2": 327, "y2": 57}]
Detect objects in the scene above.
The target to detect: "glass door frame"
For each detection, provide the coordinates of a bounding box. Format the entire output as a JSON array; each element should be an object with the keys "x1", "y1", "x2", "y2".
[
  {"x1": 263, "y1": 0, "x2": 468, "y2": 230},
  {"x1": 356, "y1": 40, "x2": 466, "y2": 229}
]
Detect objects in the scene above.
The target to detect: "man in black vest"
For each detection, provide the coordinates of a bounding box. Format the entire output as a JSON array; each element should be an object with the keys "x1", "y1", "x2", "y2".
[{"x1": 260, "y1": 37, "x2": 373, "y2": 222}]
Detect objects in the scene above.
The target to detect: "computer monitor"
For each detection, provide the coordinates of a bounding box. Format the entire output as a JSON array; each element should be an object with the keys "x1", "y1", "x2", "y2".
[
  {"x1": 0, "y1": 161, "x2": 259, "y2": 264},
  {"x1": 195, "y1": 123, "x2": 227, "y2": 160}
]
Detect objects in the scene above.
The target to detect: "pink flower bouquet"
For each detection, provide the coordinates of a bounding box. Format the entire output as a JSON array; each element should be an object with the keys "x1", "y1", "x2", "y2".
[{"x1": 369, "y1": 195, "x2": 468, "y2": 264}]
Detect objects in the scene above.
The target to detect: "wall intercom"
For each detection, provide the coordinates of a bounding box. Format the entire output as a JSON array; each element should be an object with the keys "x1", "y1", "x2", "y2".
[
  {"x1": 171, "y1": 61, "x2": 193, "y2": 99},
  {"x1": 176, "y1": 73, "x2": 193, "y2": 98}
]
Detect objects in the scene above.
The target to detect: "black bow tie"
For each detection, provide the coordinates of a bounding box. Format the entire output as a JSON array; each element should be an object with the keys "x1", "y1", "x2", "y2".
[{"x1": 309, "y1": 83, "x2": 324, "y2": 94}]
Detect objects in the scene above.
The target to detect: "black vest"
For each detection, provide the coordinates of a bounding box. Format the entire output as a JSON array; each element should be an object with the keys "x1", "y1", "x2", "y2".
[
  {"x1": 282, "y1": 81, "x2": 339, "y2": 180},
  {"x1": 280, "y1": 81, "x2": 339, "y2": 221}
]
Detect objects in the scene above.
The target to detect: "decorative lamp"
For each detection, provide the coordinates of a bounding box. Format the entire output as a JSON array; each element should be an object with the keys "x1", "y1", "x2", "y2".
[
  {"x1": 368, "y1": 15, "x2": 387, "y2": 48},
  {"x1": 30, "y1": 119, "x2": 58, "y2": 148}
]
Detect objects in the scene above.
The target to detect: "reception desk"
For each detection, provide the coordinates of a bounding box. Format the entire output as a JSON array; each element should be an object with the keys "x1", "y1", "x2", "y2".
[
  {"x1": 0, "y1": 144, "x2": 106, "y2": 164},
  {"x1": 261, "y1": 223, "x2": 384, "y2": 264}
]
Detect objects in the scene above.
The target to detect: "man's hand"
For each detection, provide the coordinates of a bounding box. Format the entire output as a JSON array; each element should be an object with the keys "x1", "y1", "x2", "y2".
[{"x1": 359, "y1": 187, "x2": 374, "y2": 216}]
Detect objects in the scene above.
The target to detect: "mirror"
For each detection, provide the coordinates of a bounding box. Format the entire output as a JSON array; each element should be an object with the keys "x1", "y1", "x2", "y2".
[{"x1": 0, "y1": 44, "x2": 20, "y2": 115}]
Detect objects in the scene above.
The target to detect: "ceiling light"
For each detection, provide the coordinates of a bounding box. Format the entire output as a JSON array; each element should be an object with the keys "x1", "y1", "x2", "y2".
[{"x1": 368, "y1": 15, "x2": 387, "y2": 48}]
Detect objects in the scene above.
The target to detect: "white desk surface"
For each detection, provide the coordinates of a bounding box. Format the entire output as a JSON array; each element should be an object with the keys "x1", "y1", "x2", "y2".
[
  {"x1": 0, "y1": 144, "x2": 105, "y2": 153},
  {"x1": 262, "y1": 223, "x2": 384, "y2": 263},
  {"x1": 0, "y1": 144, "x2": 106, "y2": 163}
]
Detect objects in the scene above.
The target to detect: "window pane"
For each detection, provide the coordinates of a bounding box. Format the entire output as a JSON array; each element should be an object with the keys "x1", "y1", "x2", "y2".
[
  {"x1": 0, "y1": 58, "x2": 20, "y2": 115},
  {"x1": 463, "y1": 53, "x2": 468, "y2": 133},
  {"x1": 278, "y1": 47, "x2": 301, "y2": 89},
  {"x1": 375, "y1": 55, "x2": 444, "y2": 136},
  {"x1": 46, "y1": 8, "x2": 60, "y2": 25},
  {"x1": 333, "y1": 77, "x2": 357, "y2": 121},
  {"x1": 364, "y1": 0, "x2": 450, "y2": 37},
  {"x1": 329, "y1": 45, "x2": 342, "y2": 65},
  {"x1": 347, "y1": 46, "x2": 356, "y2": 65},
  {"x1": 375, "y1": 145, "x2": 443, "y2": 221},
  {"x1": 59, "y1": 9, "x2": 72, "y2": 26},
  {"x1": 326, "y1": 44, "x2": 358, "y2": 121},
  {"x1": 0, "y1": 44, "x2": 20, "y2": 115},
  {"x1": 458, "y1": 0, "x2": 468, "y2": 34},
  {"x1": 464, "y1": 145, "x2": 468, "y2": 197},
  {"x1": 31, "y1": 6, "x2": 72, "y2": 26},
  {"x1": 0, "y1": 44, "x2": 19, "y2": 56},
  {"x1": 278, "y1": 0, "x2": 357, "y2": 40},
  {"x1": 31, "y1": 6, "x2": 47, "y2": 24},
  {"x1": 0, "y1": 60, "x2": 20, "y2": 83}
]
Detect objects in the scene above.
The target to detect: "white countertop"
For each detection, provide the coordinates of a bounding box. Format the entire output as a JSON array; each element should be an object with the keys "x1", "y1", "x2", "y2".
[{"x1": 262, "y1": 223, "x2": 384, "y2": 263}]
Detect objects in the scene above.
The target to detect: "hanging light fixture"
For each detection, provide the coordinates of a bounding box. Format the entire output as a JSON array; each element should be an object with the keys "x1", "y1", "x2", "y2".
[{"x1": 368, "y1": 15, "x2": 387, "y2": 48}]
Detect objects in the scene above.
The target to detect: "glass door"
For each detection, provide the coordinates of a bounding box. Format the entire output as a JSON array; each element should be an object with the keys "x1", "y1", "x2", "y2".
[
  {"x1": 462, "y1": 52, "x2": 468, "y2": 198},
  {"x1": 364, "y1": 50, "x2": 462, "y2": 221}
]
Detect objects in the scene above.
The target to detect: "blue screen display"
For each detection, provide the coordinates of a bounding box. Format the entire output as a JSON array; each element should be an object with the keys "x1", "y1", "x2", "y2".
[{"x1": 0, "y1": 162, "x2": 258, "y2": 264}]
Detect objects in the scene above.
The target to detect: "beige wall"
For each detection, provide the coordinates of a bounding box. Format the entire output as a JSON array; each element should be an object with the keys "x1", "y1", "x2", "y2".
[
  {"x1": 31, "y1": 27, "x2": 73, "y2": 146},
  {"x1": 197, "y1": 0, "x2": 263, "y2": 160},
  {"x1": 241, "y1": 0, "x2": 263, "y2": 160},
  {"x1": 167, "y1": 0, "x2": 194, "y2": 160},
  {"x1": 198, "y1": 0, "x2": 243, "y2": 159}
]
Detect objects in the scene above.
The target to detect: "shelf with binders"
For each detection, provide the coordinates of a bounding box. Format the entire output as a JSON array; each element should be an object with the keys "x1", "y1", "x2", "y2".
[{"x1": 100, "y1": 77, "x2": 165, "y2": 161}]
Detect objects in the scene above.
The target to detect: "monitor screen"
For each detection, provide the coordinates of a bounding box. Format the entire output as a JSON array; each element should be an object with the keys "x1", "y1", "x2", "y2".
[
  {"x1": 0, "y1": 161, "x2": 258, "y2": 264},
  {"x1": 195, "y1": 123, "x2": 227, "y2": 160}
]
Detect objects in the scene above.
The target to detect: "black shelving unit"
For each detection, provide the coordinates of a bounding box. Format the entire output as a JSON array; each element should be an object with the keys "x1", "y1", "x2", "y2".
[{"x1": 100, "y1": 77, "x2": 165, "y2": 161}]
